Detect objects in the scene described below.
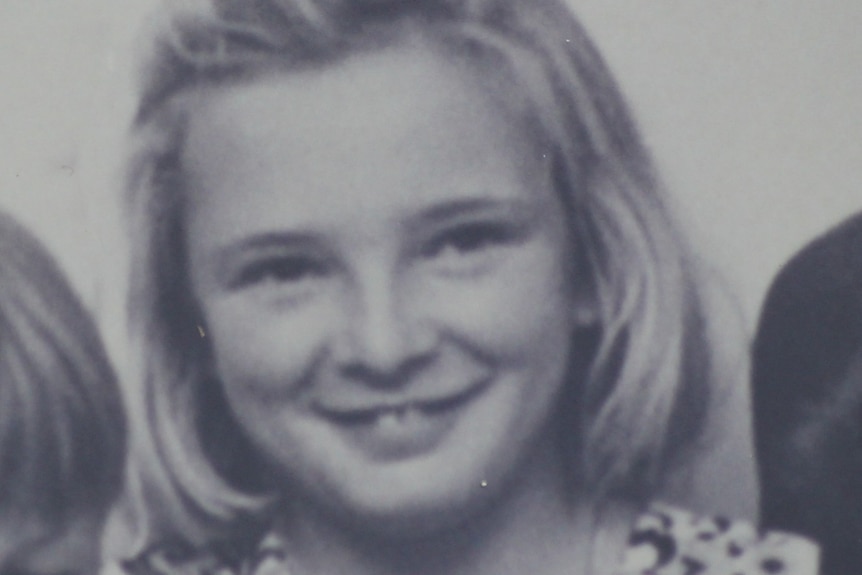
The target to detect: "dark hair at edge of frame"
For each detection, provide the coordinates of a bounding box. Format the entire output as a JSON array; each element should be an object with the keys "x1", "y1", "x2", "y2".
[
  {"x1": 123, "y1": 0, "x2": 714, "y2": 547},
  {"x1": 754, "y1": 218, "x2": 862, "y2": 575},
  {"x1": 757, "y1": 352, "x2": 862, "y2": 575},
  {"x1": 0, "y1": 211, "x2": 127, "y2": 539}
]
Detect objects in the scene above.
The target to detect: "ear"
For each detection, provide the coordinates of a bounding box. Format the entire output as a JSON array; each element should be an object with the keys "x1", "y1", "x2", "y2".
[
  {"x1": 572, "y1": 298, "x2": 599, "y2": 328},
  {"x1": 569, "y1": 277, "x2": 600, "y2": 328}
]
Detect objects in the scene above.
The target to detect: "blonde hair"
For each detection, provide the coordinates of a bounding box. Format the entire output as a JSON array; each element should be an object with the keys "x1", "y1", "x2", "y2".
[
  {"x1": 0, "y1": 211, "x2": 126, "y2": 550},
  {"x1": 125, "y1": 0, "x2": 733, "y2": 546}
]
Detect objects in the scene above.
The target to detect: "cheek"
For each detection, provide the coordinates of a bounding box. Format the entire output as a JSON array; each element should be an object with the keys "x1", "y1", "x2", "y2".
[
  {"x1": 426, "y1": 247, "x2": 575, "y2": 367},
  {"x1": 203, "y1": 296, "x2": 334, "y2": 400}
]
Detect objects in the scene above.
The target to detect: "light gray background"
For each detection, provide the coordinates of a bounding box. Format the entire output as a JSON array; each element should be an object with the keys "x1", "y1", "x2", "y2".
[{"x1": 2, "y1": 1, "x2": 861, "y2": 328}]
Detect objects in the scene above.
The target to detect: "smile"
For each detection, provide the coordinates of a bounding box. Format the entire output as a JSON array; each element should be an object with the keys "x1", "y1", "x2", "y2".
[
  {"x1": 312, "y1": 381, "x2": 489, "y2": 426},
  {"x1": 308, "y1": 379, "x2": 493, "y2": 461}
]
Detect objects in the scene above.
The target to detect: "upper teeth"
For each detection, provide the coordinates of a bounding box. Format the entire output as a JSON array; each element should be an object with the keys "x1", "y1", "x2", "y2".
[{"x1": 379, "y1": 405, "x2": 417, "y2": 424}]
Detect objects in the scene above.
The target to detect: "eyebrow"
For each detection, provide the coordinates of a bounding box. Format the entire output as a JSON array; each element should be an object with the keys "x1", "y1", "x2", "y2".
[
  {"x1": 406, "y1": 196, "x2": 535, "y2": 227},
  {"x1": 218, "y1": 231, "x2": 321, "y2": 256}
]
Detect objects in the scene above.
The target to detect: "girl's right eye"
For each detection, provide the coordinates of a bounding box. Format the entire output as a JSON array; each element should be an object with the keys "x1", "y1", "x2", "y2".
[{"x1": 232, "y1": 255, "x2": 326, "y2": 290}]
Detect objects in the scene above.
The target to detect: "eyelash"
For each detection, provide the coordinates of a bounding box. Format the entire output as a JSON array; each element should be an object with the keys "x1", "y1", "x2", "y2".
[
  {"x1": 424, "y1": 221, "x2": 518, "y2": 261},
  {"x1": 233, "y1": 255, "x2": 326, "y2": 289}
]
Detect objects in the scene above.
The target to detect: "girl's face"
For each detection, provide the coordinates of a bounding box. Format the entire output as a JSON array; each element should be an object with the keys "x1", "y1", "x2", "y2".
[{"x1": 185, "y1": 45, "x2": 592, "y2": 533}]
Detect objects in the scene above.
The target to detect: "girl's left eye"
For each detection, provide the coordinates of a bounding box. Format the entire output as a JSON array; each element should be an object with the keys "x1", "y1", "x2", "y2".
[{"x1": 423, "y1": 222, "x2": 518, "y2": 270}]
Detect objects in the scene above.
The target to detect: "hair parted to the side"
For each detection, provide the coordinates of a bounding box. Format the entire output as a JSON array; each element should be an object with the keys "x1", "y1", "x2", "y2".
[
  {"x1": 125, "y1": 0, "x2": 731, "y2": 546},
  {"x1": 0, "y1": 211, "x2": 126, "y2": 550}
]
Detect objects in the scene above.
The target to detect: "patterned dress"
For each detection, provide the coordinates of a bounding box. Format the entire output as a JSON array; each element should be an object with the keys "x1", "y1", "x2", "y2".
[
  {"x1": 124, "y1": 504, "x2": 819, "y2": 575},
  {"x1": 619, "y1": 504, "x2": 818, "y2": 574}
]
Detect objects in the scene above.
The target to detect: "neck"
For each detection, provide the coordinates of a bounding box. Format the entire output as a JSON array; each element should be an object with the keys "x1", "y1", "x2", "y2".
[{"x1": 274, "y1": 444, "x2": 637, "y2": 575}]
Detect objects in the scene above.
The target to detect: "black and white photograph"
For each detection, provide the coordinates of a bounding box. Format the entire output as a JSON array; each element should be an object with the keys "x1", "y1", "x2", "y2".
[{"x1": 1, "y1": 2, "x2": 861, "y2": 574}]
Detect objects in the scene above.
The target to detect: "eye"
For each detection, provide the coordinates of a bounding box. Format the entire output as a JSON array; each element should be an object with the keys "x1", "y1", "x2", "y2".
[
  {"x1": 423, "y1": 221, "x2": 519, "y2": 273},
  {"x1": 428, "y1": 222, "x2": 516, "y2": 256},
  {"x1": 232, "y1": 255, "x2": 327, "y2": 289}
]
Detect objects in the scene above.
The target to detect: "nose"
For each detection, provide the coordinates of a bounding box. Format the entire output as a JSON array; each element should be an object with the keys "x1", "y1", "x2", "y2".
[{"x1": 334, "y1": 270, "x2": 437, "y2": 386}]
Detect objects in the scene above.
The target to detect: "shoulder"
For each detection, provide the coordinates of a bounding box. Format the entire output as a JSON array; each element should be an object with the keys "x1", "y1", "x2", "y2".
[{"x1": 618, "y1": 503, "x2": 819, "y2": 575}]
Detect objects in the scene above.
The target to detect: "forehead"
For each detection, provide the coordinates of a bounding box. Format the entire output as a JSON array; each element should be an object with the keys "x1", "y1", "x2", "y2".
[
  {"x1": 180, "y1": 42, "x2": 548, "y2": 229},
  {"x1": 186, "y1": 38, "x2": 535, "y2": 152}
]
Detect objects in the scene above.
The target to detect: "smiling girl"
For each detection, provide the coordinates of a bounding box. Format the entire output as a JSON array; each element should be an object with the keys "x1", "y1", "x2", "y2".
[{"x1": 121, "y1": 1, "x2": 816, "y2": 574}]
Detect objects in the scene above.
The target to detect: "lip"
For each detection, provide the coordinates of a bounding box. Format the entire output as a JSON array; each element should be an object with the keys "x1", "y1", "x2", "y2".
[
  {"x1": 311, "y1": 379, "x2": 492, "y2": 461},
  {"x1": 312, "y1": 380, "x2": 489, "y2": 425}
]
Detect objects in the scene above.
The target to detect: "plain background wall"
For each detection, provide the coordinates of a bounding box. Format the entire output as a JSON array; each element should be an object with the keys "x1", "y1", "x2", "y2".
[
  {"x1": 2, "y1": 1, "x2": 860, "y2": 329},
  {"x1": 573, "y1": 2, "x2": 862, "y2": 325}
]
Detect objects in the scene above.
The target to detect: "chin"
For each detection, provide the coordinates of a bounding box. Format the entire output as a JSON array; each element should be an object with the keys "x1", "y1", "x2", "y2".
[{"x1": 317, "y1": 466, "x2": 497, "y2": 541}]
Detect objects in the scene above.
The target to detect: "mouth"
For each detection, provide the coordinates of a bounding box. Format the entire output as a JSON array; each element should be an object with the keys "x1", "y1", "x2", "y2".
[{"x1": 312, "y1": 381, "x2": 489, "y2": 426}]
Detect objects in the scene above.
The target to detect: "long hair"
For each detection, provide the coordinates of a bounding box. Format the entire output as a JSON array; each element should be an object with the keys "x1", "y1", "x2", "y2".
[
  {"x1": 0, "y1": 211, "x2": 126, "y2": 551},
  {"x1": 125, "y1": 0, "x2": 731, "y2": 546}
]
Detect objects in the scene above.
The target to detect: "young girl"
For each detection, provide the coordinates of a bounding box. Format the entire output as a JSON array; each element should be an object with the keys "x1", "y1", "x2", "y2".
[
  {"x1": 0, "y1": 211, "x2": 126, "y2": 575},
  {"x1": 121, "y1": 1, "x2": 816, "y2": 573}
]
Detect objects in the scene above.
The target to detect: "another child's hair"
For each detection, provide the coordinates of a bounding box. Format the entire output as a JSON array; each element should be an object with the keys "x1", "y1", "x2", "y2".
[
  {"x1": 754, "y1": 212, "x2": 862, "y2": 575},
  {"x1": 0, "y1": 211, "x2": 126, "y2": 547},
  {"x1": 126, "y1": 0, "x2": 737, "y2": 544}
]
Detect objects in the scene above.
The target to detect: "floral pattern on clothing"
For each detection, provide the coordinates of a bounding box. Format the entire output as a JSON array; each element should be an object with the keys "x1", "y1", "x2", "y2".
[
  {"x1": 124, "y1": 504, "x2": 819, "y2": 575},
  {"x1": 619, "y1": 503, "x2": 819, "y2": 574}
]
